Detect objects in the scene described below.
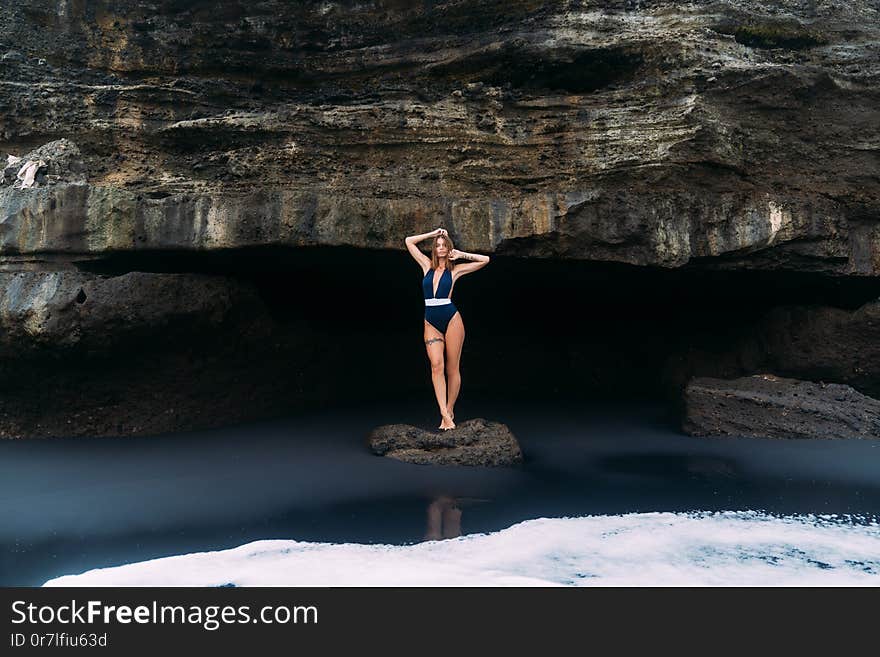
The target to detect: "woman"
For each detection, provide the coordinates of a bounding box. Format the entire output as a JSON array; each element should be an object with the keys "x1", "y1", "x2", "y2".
[{"x1": 404, "y1": 227, "x2": 491, "y2": 430}]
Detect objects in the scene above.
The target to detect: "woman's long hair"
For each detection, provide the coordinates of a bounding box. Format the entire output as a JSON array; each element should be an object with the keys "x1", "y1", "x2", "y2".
[{"x1": 431, "y1": 235, "x2": 456, "y2": 270}]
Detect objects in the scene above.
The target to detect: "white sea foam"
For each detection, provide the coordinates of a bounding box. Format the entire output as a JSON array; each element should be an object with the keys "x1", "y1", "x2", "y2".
[{"x1": 43, "y1": 511, "x2": 880, "y2": 587}]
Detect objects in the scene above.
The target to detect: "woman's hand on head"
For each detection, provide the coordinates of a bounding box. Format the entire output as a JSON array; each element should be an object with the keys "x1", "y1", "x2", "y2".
[{"x1": 433, "y1": 227, "x2": 448, "y2": 237}]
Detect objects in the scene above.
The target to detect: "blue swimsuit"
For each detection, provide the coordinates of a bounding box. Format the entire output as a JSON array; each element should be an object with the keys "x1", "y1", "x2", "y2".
[{"x1": 423, "y1": 267, "x2": 458, "y2": 334}]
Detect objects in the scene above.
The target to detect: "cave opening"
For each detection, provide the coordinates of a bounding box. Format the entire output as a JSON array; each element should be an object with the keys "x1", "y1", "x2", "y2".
[{"x1": 73, "y1": 245, "x2": 880, "y2": 422}]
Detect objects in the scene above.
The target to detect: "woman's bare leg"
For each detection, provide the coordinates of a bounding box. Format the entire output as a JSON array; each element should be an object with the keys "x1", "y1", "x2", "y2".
[
  {"x1": 444, "y1": 312, "x2": 465, "y2": 421},
  {"x1": 424, "y1": 320, "x2": 454, "y2": 429}
]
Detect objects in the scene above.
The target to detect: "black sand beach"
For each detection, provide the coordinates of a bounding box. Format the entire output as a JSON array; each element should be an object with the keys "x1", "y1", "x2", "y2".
[{"x1": 3, "y1": 397, "x2": 878, "y2": 586}]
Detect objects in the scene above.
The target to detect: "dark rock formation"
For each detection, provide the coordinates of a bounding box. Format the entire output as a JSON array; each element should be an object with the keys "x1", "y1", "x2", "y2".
[
  {"x1": 753, "y1": 301, "x2": 880, "y2": 398},
  {"x1": 0, "y1": 270, "x2": 267, "y2": 353},
  {"x1": 682, "y1": 374, "x2": 880, "y2": 439},
  {"x1": 0, "y1": 1, "x2": 878, "y2": 436},
  {"x1": 663, "y1": 298, "x2": 880, "y2": 400},
  {"x1": 367, "y1": 418, "x2": 523, "y2": 466},
  {"x1": 0, "y1": 270, "x2": 297, "y2": 438}
]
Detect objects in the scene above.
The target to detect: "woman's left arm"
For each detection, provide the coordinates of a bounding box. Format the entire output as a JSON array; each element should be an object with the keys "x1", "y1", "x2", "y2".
[{"x1": 449, "y1": 250, "x2": 490, "y2": 277}]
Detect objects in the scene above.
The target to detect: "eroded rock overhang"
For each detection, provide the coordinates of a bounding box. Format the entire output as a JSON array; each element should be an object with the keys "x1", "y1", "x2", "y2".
[
  {"x1": 1, "y1": 183, "x2": 875, "y2": 274},
  {"x1": 0, "y1": 0, "x2": 877, "y2": 274}
]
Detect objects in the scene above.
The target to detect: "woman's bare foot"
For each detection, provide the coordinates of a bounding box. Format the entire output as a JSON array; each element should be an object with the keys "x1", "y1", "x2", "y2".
[
  {"x1": 439, "y1": 410, "x2": 456, "y2": 431},
  {"x1": 446, "y1": 407, "x2": 455, "y2": 421}
]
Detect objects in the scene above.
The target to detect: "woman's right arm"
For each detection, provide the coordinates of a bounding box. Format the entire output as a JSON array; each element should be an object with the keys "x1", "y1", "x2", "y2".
[
  {"x1": 405, "y1": 229, "x2": 442, "y2": 244},
  {"x1": 405, "y1": 228, "x2": 443, "y2": 270}
]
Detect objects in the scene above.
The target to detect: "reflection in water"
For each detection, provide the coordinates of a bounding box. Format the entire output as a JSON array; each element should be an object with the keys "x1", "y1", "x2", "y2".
[{"x1": 424, "y1": 496, "x2": 462, "y2": 540}]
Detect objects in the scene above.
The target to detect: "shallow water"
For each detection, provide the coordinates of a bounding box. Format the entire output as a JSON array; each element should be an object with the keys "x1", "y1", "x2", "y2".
[{"x1": 2, "y1": 398, "x2": 879, "y2": 586}]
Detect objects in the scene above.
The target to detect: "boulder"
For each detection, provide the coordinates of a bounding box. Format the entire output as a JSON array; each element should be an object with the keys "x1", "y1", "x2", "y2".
[
  {"x1": 367, "y1": 418, "x2": 523, "y2": 466},
  {"x1": 683, "y1": 374, "x2": 880, "y2": 440}
]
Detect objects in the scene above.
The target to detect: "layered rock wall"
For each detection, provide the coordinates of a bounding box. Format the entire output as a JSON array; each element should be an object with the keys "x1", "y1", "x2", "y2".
[{"x1": 1, "y1": 0, "x2": 877, "y2": 273}]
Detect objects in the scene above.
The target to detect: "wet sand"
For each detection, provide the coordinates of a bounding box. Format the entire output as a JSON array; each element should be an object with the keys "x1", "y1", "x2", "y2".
[{"x1": 2, "y1": 398, "x2": 879, "y2": 586}]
